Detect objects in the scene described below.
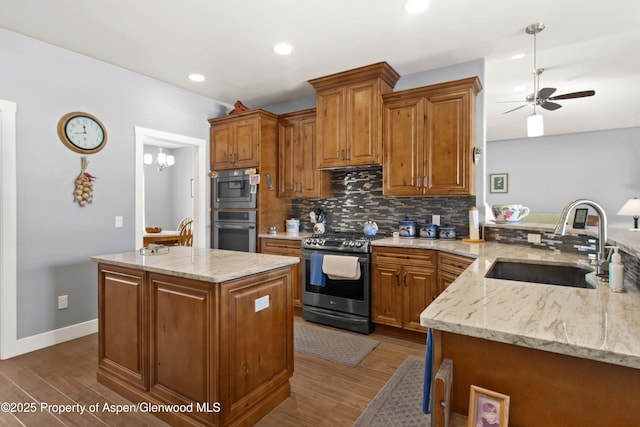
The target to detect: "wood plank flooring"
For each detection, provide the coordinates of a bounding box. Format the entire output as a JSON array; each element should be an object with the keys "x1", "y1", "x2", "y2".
[{"x1": 0, "y1": 317, "x2": 427, "y2": 426}]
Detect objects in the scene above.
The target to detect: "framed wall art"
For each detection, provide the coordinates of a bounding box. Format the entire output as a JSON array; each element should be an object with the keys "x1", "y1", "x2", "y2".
[
  {"x1": 489, "y1": 173, "x2": 508, "y2": 193},
  {"x1": 468, "y1": 385, "x2": 510, "y2": 427}
]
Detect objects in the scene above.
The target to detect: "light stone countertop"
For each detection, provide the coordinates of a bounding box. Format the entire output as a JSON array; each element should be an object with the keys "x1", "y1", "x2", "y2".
[
  {"x1": 92, "y1": 246, "x2": 299, "y2": 283},
  {"x1": 258, "y1": 232, "x2": 313, "y2": 241},
  {"x1": 371, "y1": 237, "x2": 640, "y2": 369}
]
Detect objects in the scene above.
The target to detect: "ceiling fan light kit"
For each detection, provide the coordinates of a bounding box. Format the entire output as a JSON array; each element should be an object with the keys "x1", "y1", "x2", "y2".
[
  {"x1": 527, "y1": 113, "x2": 544, "y2": 137},
  {"x1": 503, "y1": 23, "x2": 596, "y2": 137}
]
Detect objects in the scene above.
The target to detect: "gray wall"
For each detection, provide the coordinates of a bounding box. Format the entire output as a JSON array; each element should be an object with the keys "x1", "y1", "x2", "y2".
[
  {"x1": 0, "y1": 27, "x2": 229, "y2": 338},
  {"x1": 486, "y1": 126, "x2": 640, "y2": 227}
]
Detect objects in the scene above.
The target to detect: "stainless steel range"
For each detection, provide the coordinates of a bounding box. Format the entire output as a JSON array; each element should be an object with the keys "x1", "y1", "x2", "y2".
[{"x1": 301, "y1": 232, "x2": 384, "y2": 334}]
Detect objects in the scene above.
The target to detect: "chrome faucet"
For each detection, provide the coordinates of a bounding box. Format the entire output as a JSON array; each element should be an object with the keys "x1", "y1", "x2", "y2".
[{"x1": 554, "y1": 199, "x2": 609, "y2": 276}]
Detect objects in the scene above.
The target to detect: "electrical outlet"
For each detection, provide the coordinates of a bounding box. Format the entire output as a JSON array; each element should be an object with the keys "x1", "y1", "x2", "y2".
[
  {"x1": 58, "y1": 295, "x2": 68, "y2": 310},
  {"x1": 527, "y1": 233, "x2": 542, "y2": 244}
]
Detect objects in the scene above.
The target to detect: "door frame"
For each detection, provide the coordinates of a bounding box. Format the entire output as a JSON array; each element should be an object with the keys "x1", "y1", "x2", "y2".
[
  {"x1": 135, "y1": 127, "x2": 207, "y2": 250},
  {"x1": 0, "y1": 100, "x2": 17, "y2": 359}
]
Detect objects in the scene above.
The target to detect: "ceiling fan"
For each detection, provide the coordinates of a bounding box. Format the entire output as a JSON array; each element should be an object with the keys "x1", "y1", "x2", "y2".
[{"x1": 502, "y1": 23, "x2": 596, "y2": 116}]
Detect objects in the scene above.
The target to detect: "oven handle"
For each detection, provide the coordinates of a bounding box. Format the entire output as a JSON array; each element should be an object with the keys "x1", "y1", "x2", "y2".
[{"x1": 216, "y1": 223, "x2": 255, "y2": 230}]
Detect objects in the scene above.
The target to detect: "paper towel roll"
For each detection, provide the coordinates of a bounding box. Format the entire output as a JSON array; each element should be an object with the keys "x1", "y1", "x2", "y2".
[{"x1": 469, "y1": 207, "x2": 480, "y2": 240}]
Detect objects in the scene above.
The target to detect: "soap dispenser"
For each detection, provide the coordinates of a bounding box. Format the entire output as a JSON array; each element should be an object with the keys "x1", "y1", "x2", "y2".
[{"x1": 608, "y1": 246, "x2": 624, "y2": 292}]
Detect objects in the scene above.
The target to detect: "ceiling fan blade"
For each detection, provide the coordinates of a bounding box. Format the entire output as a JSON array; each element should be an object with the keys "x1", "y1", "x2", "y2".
[
  {"x1": 539, "y1": 101, "x2": 562, "y2": 111},
  {"x1": 502, "y1": 104, "x2": 527, "y2": 114},
  {"x1": 548, "y1": 90, "x2": 595, "y2": 100},
  {"x1": 537, "y1": 87, "x2": 556, "y2": 100}
]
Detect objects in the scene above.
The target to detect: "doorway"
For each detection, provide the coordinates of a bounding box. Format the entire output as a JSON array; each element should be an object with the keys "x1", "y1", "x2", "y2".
[{"x1": 134, "y1": 127, "x2": 207, "y2": 249}]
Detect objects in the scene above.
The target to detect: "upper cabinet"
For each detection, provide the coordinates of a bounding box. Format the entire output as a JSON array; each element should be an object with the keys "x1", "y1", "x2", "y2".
[
  {"x1": 277, "y1": 109, "x2": 332, "y2": 198},
  {"x1": 308, "y1": 62, "x2": 400, "y2": 169},
  {"x1": 209, "y1": 109, "x2": 278, "y2": 170},
  {"x1": 382, "y1": 77, "x2": 482, "y2": 196}
]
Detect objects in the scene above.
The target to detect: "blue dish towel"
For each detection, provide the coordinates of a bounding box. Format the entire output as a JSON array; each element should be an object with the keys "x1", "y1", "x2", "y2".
[
  {"x1": 422, "y1": 328, "x2": 433, "y2": 414},
  {"x1": 310, "y1": 253, "x2": 326, "y2": 287}
]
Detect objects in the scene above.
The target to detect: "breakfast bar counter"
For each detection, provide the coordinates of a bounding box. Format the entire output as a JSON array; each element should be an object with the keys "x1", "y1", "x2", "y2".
[
  {"x1": 92, "y1": 247, "x2": 299, "y2": 427},
  {"x1": 381, "y1": 236, "x2": 640, "y2": 426}
]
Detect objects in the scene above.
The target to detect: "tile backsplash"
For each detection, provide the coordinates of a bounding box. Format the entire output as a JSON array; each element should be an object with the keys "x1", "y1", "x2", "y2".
[{"x1": 290, "y1": 166, "x2": 476, "y2": 236}]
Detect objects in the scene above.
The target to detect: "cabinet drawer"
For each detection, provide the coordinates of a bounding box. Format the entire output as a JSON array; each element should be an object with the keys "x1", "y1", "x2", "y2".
[
  {"x1": 373, "y1": 247, "x2": 436, "y2": 267},
  {"x1": 438, "y1": 252, "x2": 474, "y2": 275},
  {"x1": 259, "y1": 238, "x2": 301, "y2": 255}
]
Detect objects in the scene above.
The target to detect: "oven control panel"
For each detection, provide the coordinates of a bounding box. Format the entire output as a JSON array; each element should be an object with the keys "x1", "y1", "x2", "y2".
[{"x1": 302, "y1": 237, "x2": 370, "y2": 253}]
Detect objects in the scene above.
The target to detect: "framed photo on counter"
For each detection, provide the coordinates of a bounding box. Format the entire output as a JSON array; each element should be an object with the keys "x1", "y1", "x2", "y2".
[
  {"x1": 489, "y1": 173, "x2": 508, "y2": 193},
  {"x1": 468, "y1": 385, "x2": 510, "y2": 427}
]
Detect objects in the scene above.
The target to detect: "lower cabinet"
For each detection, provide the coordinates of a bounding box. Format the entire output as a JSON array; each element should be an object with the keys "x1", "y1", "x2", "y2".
[
  {"x1": 259, "y1": 237, "x2": 302, "y2": 308},
  {"x1": 98, "y1": 263, "x2": 293, "y2": 427},
  {"x1": 372, "y1": 247, "x2": 437, "y2": 333}
]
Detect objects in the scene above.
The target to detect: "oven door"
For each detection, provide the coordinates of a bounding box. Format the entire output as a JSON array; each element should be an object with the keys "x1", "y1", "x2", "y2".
[
  {"x1": 212, "y1": 170, "x2": 256, "y2": 209},
  {"x1": 212, "y1": 211, "x2": 257, "y2": 253},
  {"x1": 301, "y1": 249, "x2": 370, "y2": 317}
]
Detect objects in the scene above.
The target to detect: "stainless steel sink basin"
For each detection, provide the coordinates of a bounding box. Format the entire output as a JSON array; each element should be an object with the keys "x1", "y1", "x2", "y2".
[{"x1": 485, "y1": 259, "x2": 595, "y2": 289}]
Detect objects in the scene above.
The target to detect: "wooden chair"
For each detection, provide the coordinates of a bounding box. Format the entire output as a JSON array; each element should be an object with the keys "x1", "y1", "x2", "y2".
[{"x1": 177, "y1": 217, "x2": 193, "y2": 246}]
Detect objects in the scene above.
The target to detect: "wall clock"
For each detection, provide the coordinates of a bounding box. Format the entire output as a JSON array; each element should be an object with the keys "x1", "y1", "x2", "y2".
[{"x1": 57, "y1": 112, "x2": 107, "y2": 154}]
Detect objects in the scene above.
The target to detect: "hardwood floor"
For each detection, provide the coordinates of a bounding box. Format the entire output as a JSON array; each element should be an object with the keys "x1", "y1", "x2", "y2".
[{"x1": 0, "y1": 317, "x2": 427, "y2": 426}]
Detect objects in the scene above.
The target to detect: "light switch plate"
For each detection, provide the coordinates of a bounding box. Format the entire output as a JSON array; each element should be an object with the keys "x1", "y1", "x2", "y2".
[
  {"x1": 527, "y1": 233, "x2": 542, "y2": 244},
  {"x1": 115, "y1": 216, "x2": 124, "y2": 228}
]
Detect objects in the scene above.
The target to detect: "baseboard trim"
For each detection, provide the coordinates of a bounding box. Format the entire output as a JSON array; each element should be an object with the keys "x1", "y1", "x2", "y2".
[{"x1": 4, "y1": 319, "x2": 98, "y2": 359}]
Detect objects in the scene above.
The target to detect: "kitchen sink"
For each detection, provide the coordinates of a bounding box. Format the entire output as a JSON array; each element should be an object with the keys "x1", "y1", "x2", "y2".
[{"x1": 485, "y1": 259, "x2": 595, "y2": 289}]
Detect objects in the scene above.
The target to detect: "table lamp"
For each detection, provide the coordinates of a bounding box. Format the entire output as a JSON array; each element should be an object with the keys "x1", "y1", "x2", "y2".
[{"x1": 617, "y1": 197, "x2": 640, "y2": 230}]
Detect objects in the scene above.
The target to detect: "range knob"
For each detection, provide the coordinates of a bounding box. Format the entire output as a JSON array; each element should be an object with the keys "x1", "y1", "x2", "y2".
[
  {"x1": 355, "y1": 241, "x2": 364, "y2": 248},
  {"x1": 349, "y1": 241, "x2": 356, "y2": 247}
]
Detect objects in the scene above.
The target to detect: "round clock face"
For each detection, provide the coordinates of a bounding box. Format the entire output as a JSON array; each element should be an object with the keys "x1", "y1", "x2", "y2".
[{"x1": 57, "y1": 112, "x2": 107, "y2": 154}]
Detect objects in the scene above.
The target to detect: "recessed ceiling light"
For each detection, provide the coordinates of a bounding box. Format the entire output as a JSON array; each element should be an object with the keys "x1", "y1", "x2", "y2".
[
  {"x1": 273, "y1": 43, "x2": 293, "y2": 55},
  {"x1": 188, "y1": 73, "x2": 205, "y2": 82},
  {"x1": 511, "y1": 53, "x2": 525, "y2": 60},
  {"x1": 404, "y1": 0, "x2": 429, "y2": 14}
]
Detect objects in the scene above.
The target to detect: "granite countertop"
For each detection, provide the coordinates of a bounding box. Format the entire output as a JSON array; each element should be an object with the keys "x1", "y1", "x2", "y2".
[
  {"x1": 371, "y1": 237, "x2": 640, "y2": 369},
  {"x1": 92, "y1": 246, "x2": 299, "y2": 283}
]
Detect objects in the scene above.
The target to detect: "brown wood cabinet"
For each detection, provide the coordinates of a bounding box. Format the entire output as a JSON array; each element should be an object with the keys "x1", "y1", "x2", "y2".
[
  {"x1": 382, "y1": 77, "x2": 482, "y2": 196},
  {"x1": 277, "y1": 109, "x2": 331, "y2": 198},
  {"x1": 209, "y1": 109, "x2": 277, "y2": 170},
  {"x1": 437, "y1": 251, "x2": 474, "y2": 294},
  {"x1": 372, "y1": 247, "x2": 437, "y2": 333},
  {"x1": 309, "y1": 62, "x2": 400, "y2": 169},
  {"x1": 259, "y1": 237, "x2": 302, "y2": 309},
  {"x1": 97, "y1": 263, "x2": 293, "y2": 427}
]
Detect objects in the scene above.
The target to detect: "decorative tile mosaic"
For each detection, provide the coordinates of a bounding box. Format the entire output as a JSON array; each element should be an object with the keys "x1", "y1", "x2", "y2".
[{"x1": 289, "y1": 166, "x2": 476, "y2": 237}]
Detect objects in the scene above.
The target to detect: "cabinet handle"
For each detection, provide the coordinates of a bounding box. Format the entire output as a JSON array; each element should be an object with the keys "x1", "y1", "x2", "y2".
[
  {"x1": 416, "y1": 176, "x2": 421, "y2": 189},
  {"x1": 403, "y1": 272, "x2": 408, "y2": 287},
  {"x1": 347, "y1": 148, "x2": 351, "y2": 160},
  {"x1": 423, "y1": 175, "x2": 427, "y2": 188},
  {"x1": 395, "y1": 271, "x2": 400, "y2": 286},
  {"x1": 340, "y1": 149, "x2": 345, "y2": 160}
]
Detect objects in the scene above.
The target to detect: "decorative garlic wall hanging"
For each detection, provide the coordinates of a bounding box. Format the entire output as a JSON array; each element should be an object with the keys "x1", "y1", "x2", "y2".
[{"x1": 74, "y1": 156, "x2": 95, "y2": 207}]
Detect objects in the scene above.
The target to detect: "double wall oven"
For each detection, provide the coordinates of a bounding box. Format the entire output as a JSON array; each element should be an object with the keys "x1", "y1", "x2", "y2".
[
  {"x1": 301, "y1": 233, "x2": 383, "y2": 334},
  {"x1": 212, "y1": 169, "x2": 257, "y2": 252}
]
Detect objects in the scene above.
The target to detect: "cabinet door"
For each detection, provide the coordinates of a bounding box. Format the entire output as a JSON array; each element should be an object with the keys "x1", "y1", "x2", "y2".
[
  {"x1": 277, "y1": 119, "x2": 297, "y2": 197},
  {"x1": 232, "y1": 118, "x2": 259, "y2": 168},
  {"x1": 424, "y1": 91, "x2": 473, "y2": 195},
  {"x1": 438, "y1": 270, "x2": 459, "y2": 295},
  {"x1": 220, "y1": 268, "x2": 293, "y2": 418},
  {"x1": 316, "y1": 86, "x2": 346, "y2": 168},
  {"x1": 98, "y1": 265, "x2": 148, "y2": 390},
  {"x1": 403, "y1": 266, "x2": 437, "y2": 332},
  {"x1": 347, "y1": 80, "x2": 380, "y2": 165},
  {"x1": 371, "y1": 263, "x2": 403, "y2": 328},
  {"x1": 382, "y1": 97, "x2": 425, "y2": 196},
  {"x1": 259, "y1": 238, "x2": 302, "y2": 308},
  {"x1": 148, "y1": 273, "x2": 217, "y2": 424},
  {"x1": 298, "y1": 117, "x2": 320, "y2": 196},
  {"x1": 210, "y1": 124, "x2": 233, "y2": 170}
]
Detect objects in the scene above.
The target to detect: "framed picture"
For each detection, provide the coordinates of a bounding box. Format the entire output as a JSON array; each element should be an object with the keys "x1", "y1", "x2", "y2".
[
  {"x1": 468, "y1": 385, "x2": 510, "y2": 427},
  {"x1": 489, "y1": 173, "x2": 508, "y2": 193}
]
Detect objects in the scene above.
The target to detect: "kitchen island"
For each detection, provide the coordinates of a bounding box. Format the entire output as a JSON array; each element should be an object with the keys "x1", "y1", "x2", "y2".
[
  {"x1": 92, "y1": 247, "x2": 299, "y2": 427},
  {"x1": 410, "y1": 238, "x2": 640, "y2": 426}
]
